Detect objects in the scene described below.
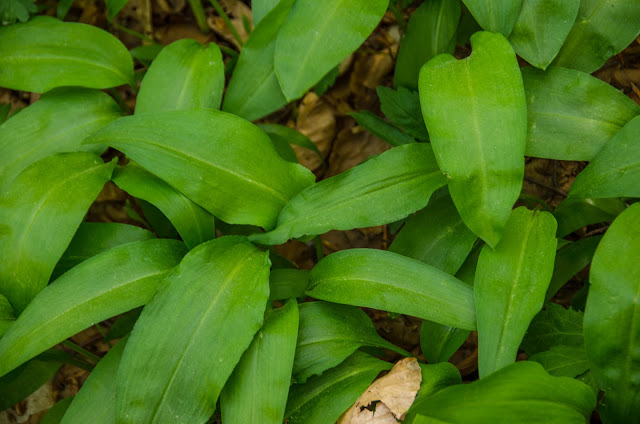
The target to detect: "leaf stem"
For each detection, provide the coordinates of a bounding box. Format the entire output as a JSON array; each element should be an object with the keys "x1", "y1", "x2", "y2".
[
  {"x1": 95, "y1": 323, "x2": 113, "y2": 348},
  {"x1": 208, "y1": 0, "x2": 244, "y2": 47},
  {"x1": 188, "y1": 0, "x2": 211, "y2": 34},
  {"x1": 61, "y1": 340, "x2": 102, "y2": 364},
  {"x1": 314, "y1": 236, "x2": 324, "y2": 261}
]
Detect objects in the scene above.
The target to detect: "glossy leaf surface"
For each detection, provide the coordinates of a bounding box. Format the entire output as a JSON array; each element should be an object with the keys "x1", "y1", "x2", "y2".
[
  {"x1": 529, "y1": 345, "x2": 589, "y2": 378},
  {"x1": 0, "y1": 87, "x2": 120, "y2": 191},
  {"x1": 85, "y1": 109, "x2": 314, "y2": 229},
  {"x1": 116, "y1": 237, "x2": 270, "y2": 423},
  {"x1": 274, "y1": 0, "x2": 388, "y2": 101},
  {"x1": 135, "y1": 39, "x2": 224, "y2": 114},
  {"x1": 474, "y1": 207, "x2": 557, "y2": 377},
  {"x1": 521, "y1": 303, "x2": 584, "y2": 355},
  {"x1": 545, "y1": 235, "x2": 601, "y2": 302},
  {"x1": 461, "y1": 0, "x2": 523, "y2": 36},
  {"x1": 0, "y1": 16, "x2": 134, "y2": 92},
  {"x1": 0, "y1": 153, "x2": 115, "y2": 313},
  {"x1": 523, "y1": 66, "x2": 639, "y2": 160},
  {"x1": 554, "y1": 197, "x2": 626, "y2": 238},
  {"x1": 584, "y1": 203, "x2": 640, "y2": 423},
  {"x1": 0, "y1": 239, "x2": 187, "y2": 377},
  {"x1": 250, "y1": 143, "x2": 446, "y2": 245},
  {"x1": 308, "y1": 249, "x2": 476, "y2": 330},
  {"x1": 419, "y1": 31, "x2": 527, "y2": 248},
  {"x1": 350, "y1": 110, "x2": 416, "y2": 146},
  {"x1": 377, "y1": 86, "x2": 429, "y2": 140}
]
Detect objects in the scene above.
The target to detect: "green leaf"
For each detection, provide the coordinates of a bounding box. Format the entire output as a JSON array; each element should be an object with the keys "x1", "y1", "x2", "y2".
[
  {"x1": 274, "y1": 0, "x2": 388, "y2": 101},
  {"x1": 307, "y1": 248, "x2": 477, "y2": 330},
  {"x1": 350, "y1": 110, "x2": 417, "y2": 146},
  {"x1": 294, "y1": 301, "x2": 409, "y2": 383},
  {"x1": 220, "y1": 300, "x2": 299, "y2": 424},
  {"x1": 0, "y1": 239, "x2": 186, "y2": 377},
  {"x1": 419, "y1": 32, "x2": 527, "y2": 248},
  {"x1": 252, "y1": 0, "x2": 280, "y2": 26},
  {"x1": 474, "y1": 207, "x2": 557, "y2": 377},
  {"x1": 106, "y1": 0, "x2": 129, "y2": 20},
  {"x1": 408, "y1": 362, "x2": 462, "y2": 412},
  {"x1": 105, "y1": 308, "x2": 142, "y2": 343},
  {"x1": 408, "y1": 361, "x2": 595, "y2": 423},
  {"x1": 545, "y1": 235, "x2": 602, "y2": 302},
  {"x1": 529, "y1": 345, "x2": 590, "y2": 378},
  {"x1": 0, "y1": 87, "x2": 121, "y2": 191},
  {"x1": 51, "y1": 222, "x2": 154, "y2": 281},
  {"x1": 0, "y1": 153, "x2": 115, "y2": 313},
  {"x1": 394, "y1": 0, "x2": 460, "y2": 90},
  {"x1": 461, "y1": 0, "x2": 523, "y2": 36},
  {"x1": 0, "y1": 16, "x2": 134, "y2": 92},
  {"x1": 85, "y1": 109, "x2": 314, "y2": 230},
  {"x1": 553, "y1": 197, "x2": 627, "y2": 238},
  {"x1": 521, "y1": 303, "x2": 584, "y2": 355},
  {"x1": 136, "y1": 39, "x2": 224, "y2": 114},
  {"x1": 584, "y1": 203, "x2": 640, "y2": 423},
  {"x1": 0, "y1": 352, "x2": 62, "y2": 411},
  {"x1": 0, "y1": 0, "x2": 36, "y2": 24},
  {"x1": 284, "y1": 351, "x2": 392, "y2": 424},
  {"x1": 420, "y1": 322, "x2": 470, "y2": 365},
  {"x1": 0, "y1": 294, "x2": 15, "y2": 338},
  {"x1": 115, "y1": 236, "x2": 270, "y2": 423},
  {"x1": 523, "y1": 66, "x2": 640, "y2": 160},
  {"x1": 41, "y1": 396, "x2": 74, "y2": 424},
  {"x1": 552, "y1": 0, "x2": 640, "y2": 74},
  {"x1": 0, "y1": 102, "x2": 10, "y2": 124},
  {"x1": 257, "y1": 123, "x2": 322, "y2": 156},
  {"x1": 269, "y1": 268, "x2": 309, "y2": 301},
  {"x1": 129, "y1": 43, "x2": 163, "y2": 63},
  {"x1": 56, "y1": 0, "x2": 74, "y2": 19},
  {"x1": 250, "y1": 143, "x2": 446, "y2": 245},
  {"x1": 61, "y1": 337, "x2": 128, "y2": 424},
  {"x1": 112, "y1": 163, "x2": 215, "y2": 249},
  {"x1": 569, "y1": 116, "x2": 640, "y2": 199},
  {"x1": 377, "y1": 86, "x2": 429, "y2": 140},
  {"x1": 313, "y1": 66, "x2": 339, "y2": 96},
  {"x1": 222, "y1": 0, "x2": 295, "y2": 121},
  {"x1": 509, "y1": 0, "x2": 579, "y2": 70}
]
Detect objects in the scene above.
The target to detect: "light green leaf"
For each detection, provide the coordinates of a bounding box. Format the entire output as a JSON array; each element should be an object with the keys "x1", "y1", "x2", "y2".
[
  {"x1": 221, "y1": 300, "x2": 299, "y2": 424},
  {"x1": 0, "y1": 352, "x2": 62, "y2": 411},
  {"x1": 250, "y1": 143, "x2": 446, "y2": 245},
  {"x1": 584, "y1": 203, "x2": 640, "y2": 423},
  {"x1": 115, "y1": 236, "x2": 270, "y2": 423},
  {"x1": 0, "y1": 294, "x2": 15, "y2": 338},
  {"x1": 419, "y1": 31, "x2": 527, "y2": 248},
  {"x1": 135, "y1": 39, "x2": 224, "y2": 114},
  {"x1": 461, "y1": 0, "x2": 523, "y2": 36},
  {"x1": 474, "y1": 207, "x2": 557, "y2": 377},
  {"x1": 0, "y1": 87, "x2": 120, "y2": 191},
  {"x1": 112, "y1": 163, "x2": 215, "y2": 249},
  {"x1": 252, "y1": 0, "x2": 280, "y2": 26},
  {"x1": 569, "y1": 116, "x2": 640, "y2": 199},
  {"x1": 351, "y1": 110, "x2": 417, "y2": 146},
  {"x1": 394, "y1": 0, "x2": 460, "y2": 90},
  {"x1": 294, "y1": 301, "x2": 410, "y2": 383},
  {"x1": 553, "y1": 197, "x2": 627, "y2": 238},
  {"x1": 0, "y1": 153, "x2": 115, "y2": 313},
  {"x1": 85, "y1": 109, "x2": 314, "y2": 230},
  {"x1": 257, "y1": 123, "x2": 321, "y2": 156},
  {"x1": 509, "y1": 0, "x2": 579, "y2": 70},
  {"x1": 0, "y1": 239, "x2": 186, "y2": 377},
  {"x1": 521, "y1": 303, "x2": 584, "y2": 355},
  {"x1": 284, "y1": 351, "x2": 392, "y2": 424},
  {"x1": 274, "y1": 0, "x2": 388, "y2": 101},
  {"x1": 307, "y1": 248, "x2": 477, "y2": 330},
  {"x1": 0, "y1": 16, "x2": 134, "y2": 92},
  {"x1": 530, "y1": 345, "x2": 590, "y2": 377},
  {"x1": 269, "y1": 269, "x2": 309, "y2": 301},
  {"x1": 41, "y1": 396, "x2": 74, "y2": 424},
  {"x1": 552, "y1": 0, "x2": 640, "y2": 74},
  {"x1": 407, "y1": 362, "x2": 462, "y2": 413},
  {"x1": 377, "y1": 86, "x2": 429, "y2": 140},
  {"x1": 523, "y1": 66, "x2": 640, "y2": 160}
]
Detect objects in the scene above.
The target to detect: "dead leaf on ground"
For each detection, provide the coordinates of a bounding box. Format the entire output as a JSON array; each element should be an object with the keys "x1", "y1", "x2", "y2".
[
  {"x1": 207, "y1": 0, "x2": 252, "y2": 49},
  {"x1": 295, "y1": 92, "x2": 337, "y2": 172},
  {"x1": 338, "y1": 357, "x2": 422, "y2": 424},
  {"x1": 326, "y1": 124, "x2": 389, "y2": 177}
]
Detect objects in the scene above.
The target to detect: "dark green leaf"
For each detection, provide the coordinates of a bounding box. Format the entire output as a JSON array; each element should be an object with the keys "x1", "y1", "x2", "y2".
[
  {"x1": 261, "y1": 131, "x2": 300, "y2": 162},
  {"x1": 0, "y1": 0, "x2": 36, "y2": 24},
  {"x1": 553, "y1": 197, "x2": 627, "y2": 238},
  {"x1": 0, "y1": 103, "x2": 10, "y2": 124},
  {"x1": 106, "y1": 0, "x2": 129, "y2": 20},
  {"x1": 407, "y1": 362, "x2": 461, "y2": 413},
  {"x1": 313, "y1": 66, "x2": 339, "y2": 96},
  {"x1": 269, "y1": 268, "x2": 309, "y2": 301},
  {"x1": 130, "y1": 43, "x2": 163, "y2": 63},
  {"x1": 461, "y1": 0, "x2": 523, "y2": 36},
  {"x1": 0, "y1": 353, "x2": 62, "y2": 411},
  {"x1": 529, "y1": 345, "x2": 590, "y2": 378},
  {"x1": 571, "y1": 283, "x2": 589, "y2": 312},
  {"x1": 377, "y1": 86, "x2": 429, "y2": 140},
  {"x1": 420, "y1": 322, "x2": 470, "y2": 365},
  {"x1": 0, "y1": 294, "x2": 15, "y2": 338},
  {"x1": 257, "y1": 123, "x2": 321, "y2": 155},
  {"x1": 252, "y1": 0, "x2": 280, "y2": 26},
  {"x1": 105, "y1": 308, "x2": 142, "y2": 343},
  {"x1": 521, "y1": 303, "x2": 584, "y2": 355},
  {"x1": 351, "y1": 110, "x2": 416, "y2": 146},
  {"x1": 40, "y1": 396, "x2": 74, "y2": 424},
  {"x1": 56, "y1": 0, "x2": 74, "y2": 19}
]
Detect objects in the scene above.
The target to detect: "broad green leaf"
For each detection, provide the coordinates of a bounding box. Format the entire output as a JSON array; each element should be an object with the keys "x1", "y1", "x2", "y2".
[
  {"x1": 420, "y1": 322, "x2": 470, "y2": 366},
  {"x1": 112, "y1": 163, "x2": 215, "y2": 249},
  {"x1": 284, "y1": 351, "x2": 392, "y2": 424},
  {"x1": 269, "y1": 268, "x2": 309, "y2": 301},
  {"x1": 61, "y1": 337, "x2": 127, "y2": 424},
  {"x1": 509, "y1": 0, "x2": 579, "y2": 69},
  {"x1": 257, "y1": 123, "x2": 322, "y2": 156},
  {"x1": 0, "y1": 0, "x2": 36, "y2": 24},
  {"x1": 0, "y1": 87, "x2": 120, "y2": 191},
  {"x1": 52, "y1": 222, "x2": 154, "y2": 280},
  {"x1": 0, "y1": 16, "x2": 134, "y2": 92},
  {"x1": 584, "y1": 203, "x2": 640, "y2": 423},
  {"x1": 221, "y1": 300, "x2": 299, "y2": 424},
  {"x1": 0, "y1": 153, "x2": 115, "y2": 313},
  {"x1": 377, "y1": 86, "x2": 429, "y2": 140},
  {"x1": 222, "y1": 0, "x2": 295, "y2": 121},
  {"x1": 529, "y1": 345, "x2": 590, "y2": 378},
  {"x1": 408, "y1": 361, "x2": 595, "y2": 423},
  {"x1": 41, "y1": 396, "x2": 74, "y2": 424},
  {"x1": 394, "y1": 0, "x2": 460, "y2": 90},
  {"x1": 294, "y1": 301, "x2": 410, "y2": 383},
  {"x1": 106, "y1": 0, "x2": 129, "y2": 20},
  {"x1": 129, "y1": 43, "x2": 163, "y2": 63},
  {"x1": 0, "y1": 239, "x2": 186, "y2": 377},
  {"x1": 0, "y1": 294, "x2": 15, "y2": 338},
  {"x1": 135, "y1": 39, "x2": 224, "y2": 114},
  {"x1": 105, "y1": 308, "x2": 142, "y2": 343},
  {"x1": 521, "y1": 303, "x2": 584, "y2": 355},
  {"x1": 523, "y1": 66, "x2": 640, "y2": 160},
  {"x1": 569, "y1": 116, "x2": 640, "y2": 199},
  {"x1": 474, "y1": 207, "x2": 557, "y2": 377},
  {"x1": 274, "y1": 0, "x2": 388, "y2": 101},
  {"x1": 552, "y1": 0, "x2": 640, "y2": 74},
  {"x1": 461, "y1": 0, "x2": 523, "y2": 36},
  {"x1": 408, "y1": 362, "x2": 462, "y2": 411},
  {"x1": 85, "y1": 109, "x2": 314, "y2": 230},
  {"x1": 554, "y1": 197, "x2": 627, "y2": 238},
  {"x1": 545, "y1": 235, "x2": 602, "y2": 302},
  {"x1": 419, "y1": 31, "x2": 527, "y2": 248},
  {"x1": 252, "y1": 0, "x2": 280, "y2": 26},
  {"x1": 351, "y1": 110, "x2": 416, "y2": 146},
  {"x1": 115, "y1": 237, "x2": 270, "y2": 423},
  {"x1": 307, "y1": 249, "x2": 477, "y2": 330},
  {"x1": 0, "y1": 352, "x2": 62, "y2": 411},
  {"x1": 250, "y1": 143, "x2": 446, "y2": 245}
]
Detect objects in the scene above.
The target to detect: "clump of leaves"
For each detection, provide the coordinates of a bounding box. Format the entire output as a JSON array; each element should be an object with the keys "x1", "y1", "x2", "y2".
[{"x1": 0, "y1": 0, "x2": 36, "y2": 24}]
